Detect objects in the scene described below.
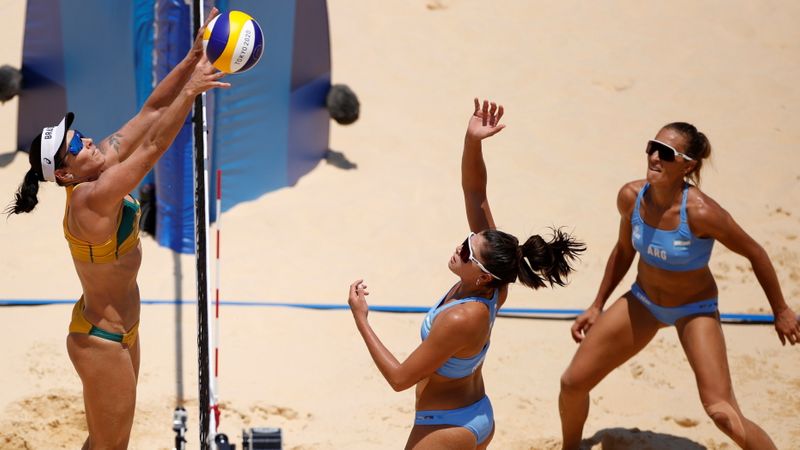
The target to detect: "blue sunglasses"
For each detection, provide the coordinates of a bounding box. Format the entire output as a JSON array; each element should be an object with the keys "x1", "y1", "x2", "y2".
[{"x1": 67, "y1": 130, "x2": 85, "y2": 156}]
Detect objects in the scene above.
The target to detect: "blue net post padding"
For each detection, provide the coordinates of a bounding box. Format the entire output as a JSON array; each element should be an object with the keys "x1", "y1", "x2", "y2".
[
  {"x1": 211, "y1": 0, "x2": 332, "y2": 213},
  {"x1": 21, "y1": 0, "x2": 333, "y2": 252},
  {"x1": 133, "y1": 0, "x2": 155, "y2": 110},
  {"x1": 137, "y1": 1, "x2": 333, "y2": 252},
  {"x1": 133, "y1": 0, "x2": 156, "y2": 190},
  {"x1": 211, "y1": 0, "x2": 295, "y2": 210},
  {"x1": 287, "y1": 0, "x2": 331, "y2": 184},
  {"x1": 152, "y1": 0, "x2": 196, "y2": 253},
  {"x1": 17, "y1": 0, "x2": 67, "y2": 151},
  {"x1": 18, "y1": 0, "x2": 138, "y2": 152},
  {"x1": 60, "y1": 1, "x2": 138, "y2": 141},
  {"x1": 149, "y1": 0, "x2": 332, "y2": 252}
]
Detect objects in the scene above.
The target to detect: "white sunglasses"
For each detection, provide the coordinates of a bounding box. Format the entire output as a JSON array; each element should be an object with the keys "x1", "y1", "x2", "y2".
[{"x1": 646, "y1": 139, "x2": 694, "y2": 162}]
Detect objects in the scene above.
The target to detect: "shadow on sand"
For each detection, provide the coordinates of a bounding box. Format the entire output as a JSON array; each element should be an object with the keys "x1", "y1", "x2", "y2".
[
  {"x1": 324, "y1": 149, "x2": 357, "y2": 170},
  {"x1": 580, "y1": 427, "x2": 706, "y2": 450},
  {"x1": 0, "y1": 150, "x2": 19, "y2": 168}
]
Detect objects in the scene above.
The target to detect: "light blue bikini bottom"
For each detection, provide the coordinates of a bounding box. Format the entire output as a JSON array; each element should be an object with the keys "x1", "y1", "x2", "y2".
[
  {"x1": 414, "y1": 395, "x2": 494, "y2": 444},
  {"x1": 631, "y1": 282, "x2": 718, "y2": 326}
]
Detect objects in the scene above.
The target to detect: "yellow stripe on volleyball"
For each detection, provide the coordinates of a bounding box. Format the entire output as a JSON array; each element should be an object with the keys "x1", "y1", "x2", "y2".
[
  {"x1": 202, "y1": 18, "x2": 214, "y2": 41},
  {"x1": 217, "y1": 11, "x2": 254, "y2": 73}
]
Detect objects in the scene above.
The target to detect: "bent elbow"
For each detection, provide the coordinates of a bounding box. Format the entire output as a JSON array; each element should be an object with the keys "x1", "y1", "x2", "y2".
[
  {"x1": 388, "y1": 376, "x2": 414, "y2": 392},
  {"x1": 138, "y1": 107, "x2": 161, "y2": 122},
  {"x1": 142, "y1": 139, "x2": 167, "y2": 157},
  {"x1": 748, "y1": 245, "x2": 770, "y2": 267},
  {"x1": 390, "y1": 383, "x2": 411, "y2": 392}
]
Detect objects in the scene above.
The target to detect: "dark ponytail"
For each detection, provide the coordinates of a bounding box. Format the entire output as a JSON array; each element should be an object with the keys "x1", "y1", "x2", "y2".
[
  {"x1": 663, "y1": 122, "x2": 712, "y2": 186},
  {"x1": 5, "y1": 134, "x2": 46, "y2": 216},
  {"x1": 480, "y1": 228, "x2": 585, "y2": 290},
  {"x1": 517, "y1": 228, "x2": 585, "y2": 289},
  {"x1": 6, "y1": 168, "x2": 42, "y2": 215}
]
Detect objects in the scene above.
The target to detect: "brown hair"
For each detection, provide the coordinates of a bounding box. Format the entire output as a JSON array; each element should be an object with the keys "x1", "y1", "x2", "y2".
[{"x1": 663, "y1": 122, "x2": 712, "y2": 186}]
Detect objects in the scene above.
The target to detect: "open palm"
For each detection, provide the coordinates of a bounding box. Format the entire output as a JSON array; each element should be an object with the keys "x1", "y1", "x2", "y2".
[{"x1": 467, "y1": 98, "x2": 506, "y2": 140}]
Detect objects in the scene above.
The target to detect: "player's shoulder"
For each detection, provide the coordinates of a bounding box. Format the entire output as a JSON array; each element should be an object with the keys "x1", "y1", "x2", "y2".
[
  {"x1": 617, "y1": 179, "x2": 645, "y2": 215},
  {"x1": 436, "y1": 300, "x2": 491, "y2": 333},
  {"x1": 685, "y1": 184, "x2": 726, "y2": 225}
]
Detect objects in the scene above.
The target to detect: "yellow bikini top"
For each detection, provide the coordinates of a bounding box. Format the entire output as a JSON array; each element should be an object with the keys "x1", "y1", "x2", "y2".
[{"x1": 63, "y1": 184, "x2": 141, "y2": 263}]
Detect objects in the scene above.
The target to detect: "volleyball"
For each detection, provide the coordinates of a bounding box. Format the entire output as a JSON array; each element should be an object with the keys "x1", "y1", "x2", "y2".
[{"x1": 203, "y1": 11, "x2": 264, "y2": 74}]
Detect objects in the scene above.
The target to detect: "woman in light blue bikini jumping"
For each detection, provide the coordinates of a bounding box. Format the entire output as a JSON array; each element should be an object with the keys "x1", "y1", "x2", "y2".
[
  {"x1": 348, "y1": 98, "x2": 584, "y2": 449},
  {"x1": 559, "y1": 122, "x2": 800, "y2": 449}
]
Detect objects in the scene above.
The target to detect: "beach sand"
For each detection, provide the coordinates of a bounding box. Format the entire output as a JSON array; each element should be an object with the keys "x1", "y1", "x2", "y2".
[{"x1": 1, "y1": 0, "x2": 799, "y2": 448}]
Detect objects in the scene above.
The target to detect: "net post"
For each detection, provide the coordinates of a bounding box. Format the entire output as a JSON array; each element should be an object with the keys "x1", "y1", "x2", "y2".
[{"x1": 191, "y1": 0, "x2": 215, "y2": 447}]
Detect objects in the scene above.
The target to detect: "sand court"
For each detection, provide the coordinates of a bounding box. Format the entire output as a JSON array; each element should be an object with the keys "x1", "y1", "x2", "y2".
[{"x1": 1, "y1": 1, "x2": 799, "y2": 448}]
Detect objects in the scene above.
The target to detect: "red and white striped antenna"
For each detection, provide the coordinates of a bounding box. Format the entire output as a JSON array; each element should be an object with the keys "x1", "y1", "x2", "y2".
[{"x1": 210, "y1": 169, "x2": 222, "y2": 430}]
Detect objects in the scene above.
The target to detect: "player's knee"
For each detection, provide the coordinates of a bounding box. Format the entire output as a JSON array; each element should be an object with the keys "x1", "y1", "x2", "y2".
[
  {"x1": 705, "y1": 400, "x2": 746, "y2": 442},
  {"x1": 560, "y1": 370, "x2": 591, "y2": 395}
]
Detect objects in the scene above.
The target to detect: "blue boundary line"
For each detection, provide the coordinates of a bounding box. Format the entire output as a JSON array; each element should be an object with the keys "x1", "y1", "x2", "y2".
[{"x1": 0, "y1": 299, "x2": 775, "y2": 324}]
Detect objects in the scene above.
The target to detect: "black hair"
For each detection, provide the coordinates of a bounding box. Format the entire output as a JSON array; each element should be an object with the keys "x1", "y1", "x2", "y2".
[
  {"x1": 5, "y1": 134, "x2": 62, "y2": 215},
  {"x1": 480, "y1": 227, "x2": 586, "y2": 290},
  {"x1": 663, "y1": 122, "x2": 712, "y2": 186}
]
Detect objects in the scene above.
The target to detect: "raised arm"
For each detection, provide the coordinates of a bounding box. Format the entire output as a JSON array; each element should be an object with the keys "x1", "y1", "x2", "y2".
[
  {"x1": 693, "y1": 197, "x2": 800, "y2": 345},
  {"x1": 97, "y1": 8, "x2": 221, "y2": 162},
  {"x1": 462, "y1": 98, "x2": 506, "y2": 233},
  {"x1": 571, "y1": 182, "x2": 639, "y2": 342},
  {"x1": 82, "y1": 57, "x2": 229, "y2": 215},
  {"x1": 347, "y1": 280, "x2": 484, "y2": 391}
]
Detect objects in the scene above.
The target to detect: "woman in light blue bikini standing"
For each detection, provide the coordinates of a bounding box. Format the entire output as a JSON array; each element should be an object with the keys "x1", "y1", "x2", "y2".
[
  {"x1": 348, "y1": 98, "x2": 585, "y2": 449},
  {"x1": 558, "y1": 122, "x2": 800, "y2": 449}
]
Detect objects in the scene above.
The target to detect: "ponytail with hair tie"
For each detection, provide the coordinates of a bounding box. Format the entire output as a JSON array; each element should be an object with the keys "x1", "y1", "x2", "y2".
[
  {"x1": 6, "y1": 132, "x2": 49, "y2": 216},
  {"x1": 6, "y1": 168, "x2": 43, "y2": 216},
  {"x1": 477, "y1": 228, "x2": 586, "y2": 291},
  {"x1": 518, "y1": 228, "x2": 585, "y2": 289}
]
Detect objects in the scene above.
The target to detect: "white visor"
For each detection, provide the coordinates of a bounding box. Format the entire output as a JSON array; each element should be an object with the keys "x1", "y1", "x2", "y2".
[
  {"x1": 39, "y1": 114, "x2": 72, "y2": 182},
  {"x1": 40, "y1": 117, "x2": 67, "y2": 181}
]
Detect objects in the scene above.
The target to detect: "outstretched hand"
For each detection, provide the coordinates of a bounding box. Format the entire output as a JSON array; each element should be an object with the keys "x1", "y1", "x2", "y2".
[
  {"x1": 774, "y1": 306, "x2": 800, "y2": 346},
  {"x1": 466, "y1": 98, "x2": 506, "y2": 141},
  {"x1": 187, "y1": 7, "x2": 220, "y2": 62}
]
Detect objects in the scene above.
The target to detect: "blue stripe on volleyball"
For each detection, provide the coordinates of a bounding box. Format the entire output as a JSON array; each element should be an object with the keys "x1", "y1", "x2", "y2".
[
  {"x1": 206, "y1": 13, "x2": 231, "y2": 64},
  {"x1": 239, "y1": 21, "x2": 264, "y2": 72}
]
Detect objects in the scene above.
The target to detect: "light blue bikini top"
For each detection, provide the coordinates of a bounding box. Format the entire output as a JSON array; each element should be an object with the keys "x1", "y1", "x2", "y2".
[
  {"x1": 631, "y1": 183, "x2": 714, "y2": 271},
  {"x1": 420, "y1": 286, "x2": 499, "y2": 379}
]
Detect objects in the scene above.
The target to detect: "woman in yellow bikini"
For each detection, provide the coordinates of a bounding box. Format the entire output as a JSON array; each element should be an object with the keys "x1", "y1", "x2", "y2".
[{"x1": 6, "y1": 10, "x2": 228, "y2": 448}]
